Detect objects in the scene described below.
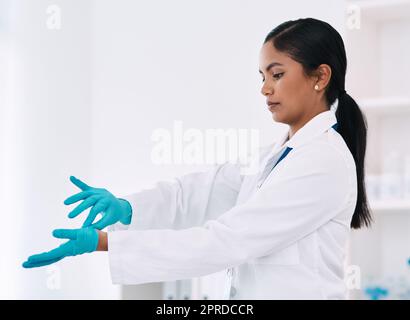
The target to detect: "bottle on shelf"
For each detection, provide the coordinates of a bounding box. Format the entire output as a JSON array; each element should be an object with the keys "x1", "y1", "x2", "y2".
[
  {"x1": 403, "y1": 154, "x2": 410, "y2": 200},
  {"x1": 379, "y1": 151, "x2": 403, "y2": 200}
]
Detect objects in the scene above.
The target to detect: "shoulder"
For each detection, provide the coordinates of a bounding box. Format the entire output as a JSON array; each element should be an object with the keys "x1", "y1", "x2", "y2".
[{"x1": 291, "y1": 129, "x2": 356, "y2": 174}]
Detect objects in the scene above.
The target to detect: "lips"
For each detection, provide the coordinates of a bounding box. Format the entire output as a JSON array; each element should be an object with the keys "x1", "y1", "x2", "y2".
[
  {"x1": 267, "y1": 101, "x2": 280, "y2": 106},
  {"x1": 267, "y1": 102, "x2": 280, "y2": 111}
]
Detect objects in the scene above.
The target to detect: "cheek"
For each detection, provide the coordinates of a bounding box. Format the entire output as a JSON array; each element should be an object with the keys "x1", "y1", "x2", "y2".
[
  {"x1": 274, "y1": 77, "x2": 308, "y2": 119},
  {"x1": 279, "y1": 75, "x2": 312, "y2": 105},
  {"x1": 281, "y1": 74, "x2": 304, "y2": 94},
  {"x1": 276, "y1": 78, "x2": 298, "y2": 108}
]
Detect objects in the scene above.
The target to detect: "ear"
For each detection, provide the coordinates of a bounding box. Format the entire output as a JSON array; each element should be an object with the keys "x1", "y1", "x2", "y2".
[{"x1": 314, "y1": 64, "x2": 332, "y2": 91}]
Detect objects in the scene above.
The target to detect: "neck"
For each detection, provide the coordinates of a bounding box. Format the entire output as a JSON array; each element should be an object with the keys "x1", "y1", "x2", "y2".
[{"x1": 288, "y1": 108, "x2": 328, "y2": 139}]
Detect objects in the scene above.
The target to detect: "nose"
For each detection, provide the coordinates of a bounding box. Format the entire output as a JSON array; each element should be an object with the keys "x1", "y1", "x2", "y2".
[{"x1": 261, "y1": 82, "x2": 273, "y2": 96}]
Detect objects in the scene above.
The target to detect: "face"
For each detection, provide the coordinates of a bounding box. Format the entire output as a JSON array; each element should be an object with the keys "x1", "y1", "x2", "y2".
[{"x1": 259, "y1": 42, "x2": 325, "y2": 128}]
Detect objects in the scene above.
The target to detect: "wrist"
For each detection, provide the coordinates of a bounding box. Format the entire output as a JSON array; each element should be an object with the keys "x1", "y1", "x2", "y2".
[{"x1": 96, "y1": 230, "x2": 108, "y2": 251}]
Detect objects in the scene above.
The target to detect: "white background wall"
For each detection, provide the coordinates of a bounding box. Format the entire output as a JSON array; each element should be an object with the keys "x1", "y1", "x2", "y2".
[
  {"x1": 0, "y1": 0, "x2": 117, "y2": 299},
  {"x1": 1, "y1": 0, "x2": 347, "y2": 299}
]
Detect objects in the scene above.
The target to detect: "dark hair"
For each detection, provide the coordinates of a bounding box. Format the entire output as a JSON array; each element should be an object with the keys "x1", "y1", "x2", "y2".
[{"x1": 264, "y1": 18, "x2": 371, "y2": 229}]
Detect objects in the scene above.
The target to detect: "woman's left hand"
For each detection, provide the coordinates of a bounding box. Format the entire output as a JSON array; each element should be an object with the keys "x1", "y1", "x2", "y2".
[{"x1": 22, "y1": 227, "x2": 99, "y2": 268}]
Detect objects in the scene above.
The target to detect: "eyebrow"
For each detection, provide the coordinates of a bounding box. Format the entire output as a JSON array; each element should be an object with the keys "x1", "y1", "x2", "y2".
[{"x1": 258, "y1": 62, "x2": 283, "y2": 74}]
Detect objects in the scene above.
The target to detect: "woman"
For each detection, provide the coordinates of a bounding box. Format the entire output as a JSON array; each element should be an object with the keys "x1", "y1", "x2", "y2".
[{"x1": 23, "y1": 17, "x2": 372, "y2": 299}]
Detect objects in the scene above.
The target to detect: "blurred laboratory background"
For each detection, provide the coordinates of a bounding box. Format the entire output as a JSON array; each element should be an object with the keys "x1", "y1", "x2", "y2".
[{"x1": 0, "y1": 0, "x2": 409, "y2": 299}]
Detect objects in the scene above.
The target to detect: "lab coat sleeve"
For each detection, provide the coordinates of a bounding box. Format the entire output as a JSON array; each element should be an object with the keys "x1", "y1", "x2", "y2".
[
  {"x1": 108, "y1": 143, "x2": 356, "y2": 284},
  {"x1": 108, "y1": 161, "x2": 244, "y2": 232}
]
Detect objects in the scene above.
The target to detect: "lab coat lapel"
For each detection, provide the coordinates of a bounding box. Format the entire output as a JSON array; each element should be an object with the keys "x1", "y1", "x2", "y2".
[
  {"x1": 256, "y1": 131, "x2": 290, "y2": 188},
  {"x1": 257, "y1": 111, "x2": 338, "y2": 188},
  {"x1": 260, "y1": 130, "x2": 290, "y2": 172}
]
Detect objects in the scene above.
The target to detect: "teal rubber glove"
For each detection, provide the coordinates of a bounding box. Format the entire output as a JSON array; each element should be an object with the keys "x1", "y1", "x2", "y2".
[
  {"x1": 22, "y1": 227, "x2": 98, "y2": 268},
  {"x1": 64, "y1": 175, "x2": 132, "y2": 230}
]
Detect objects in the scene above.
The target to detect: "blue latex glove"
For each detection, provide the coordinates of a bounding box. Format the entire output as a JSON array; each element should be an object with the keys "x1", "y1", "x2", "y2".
[
  {"x1": 22, "y1": 227, "x2": 98, "y2": 268},
  {"x1": 64, "y1": 175, "x2": 132, "y2": 229}
]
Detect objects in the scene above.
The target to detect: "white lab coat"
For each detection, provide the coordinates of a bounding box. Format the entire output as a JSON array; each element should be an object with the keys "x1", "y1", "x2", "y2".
[{"x1": 108, "y1": 110, "x2": 357, "y2": 299}]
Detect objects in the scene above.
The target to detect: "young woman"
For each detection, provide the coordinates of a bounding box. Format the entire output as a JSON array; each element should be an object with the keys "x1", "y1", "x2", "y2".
[{"x1": 23, "y1": 18, "x2": 372, "y2": 299}]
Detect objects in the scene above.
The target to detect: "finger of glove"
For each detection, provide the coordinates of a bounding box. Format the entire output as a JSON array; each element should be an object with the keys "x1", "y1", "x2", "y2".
[
  {"x1": 67, "y1": 195, "x2": 101, "y2": 219},
  {"x1": 27, "y1": 242, "x2": 71, "y2": 263},
  {"x1": 82, "y1": 201, "x2": 107, "y2": 227},
  {"x1": 22, "y1": 256, "x2": 64, "y2": 268},
  {"x1": 64, "y1": 190, "x2": 94, "y2": 206},
  {"x1": 89, "y1": 214, "x2": 111, "y2": 230},
  {"x1": 52, "y1": 229, "x2": 78, "y2": 240},
  {"x1": 70, "y1": 176, "x2": 92, "y2": 191}
]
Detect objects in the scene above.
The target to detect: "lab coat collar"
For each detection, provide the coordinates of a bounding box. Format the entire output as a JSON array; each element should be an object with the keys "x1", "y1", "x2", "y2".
[
  {"x1": 284, "y1": 110, "x2": 337, "y2": 149},
  {"x1": 264, "y1": 110, "x2": 337, "y2": 164}
]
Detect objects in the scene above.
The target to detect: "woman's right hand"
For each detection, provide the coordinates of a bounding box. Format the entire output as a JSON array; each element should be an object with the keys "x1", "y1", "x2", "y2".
[{"x1": 64, "y1": 176, "x2": 132, "y2": 230}]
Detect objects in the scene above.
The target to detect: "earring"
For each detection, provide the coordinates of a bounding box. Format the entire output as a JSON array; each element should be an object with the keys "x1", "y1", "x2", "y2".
[{"x1": 314, "y1": 84, "x2": 319, "y2": 91}]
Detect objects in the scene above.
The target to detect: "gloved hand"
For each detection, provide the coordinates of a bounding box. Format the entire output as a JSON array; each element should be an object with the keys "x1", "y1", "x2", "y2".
[
  {"x1": 22, "y1": 227, "x2": 98, "y2": 268},
  {"x1": 64, "y1": 175, "x2": 132, "y2": 229}
]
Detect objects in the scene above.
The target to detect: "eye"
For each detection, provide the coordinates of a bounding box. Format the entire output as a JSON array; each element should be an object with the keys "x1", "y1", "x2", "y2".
[
  {"x1": 261, "y1": 72, "x2": 284, "y2": 83},
  {"x1": 273, "y1": 72, "x2": 284, "y2": 79},
  {"x1": 260, "y1": 72, "x2": 285, "y2": 82}
]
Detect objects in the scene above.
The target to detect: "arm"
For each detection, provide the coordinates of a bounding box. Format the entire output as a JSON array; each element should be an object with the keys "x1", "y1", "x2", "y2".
[
  {"x1": 107, "y1": 144, "x2": 356, "y2": 284},
  {"x1": 110, "y1": 161, "x2": 245, "y2": 232}
]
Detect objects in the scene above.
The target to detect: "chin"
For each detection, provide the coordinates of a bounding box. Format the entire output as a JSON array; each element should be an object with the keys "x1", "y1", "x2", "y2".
[
  {"x1": 271, "y1": 112, "x2": 285, "y2": 123},
  {"x1": 271, "y1": 110, "x2": 292, "y2": 125}
]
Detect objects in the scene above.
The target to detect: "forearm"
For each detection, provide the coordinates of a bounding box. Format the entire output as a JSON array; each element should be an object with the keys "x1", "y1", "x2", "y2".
[
  {"x1": 97, "y1": 230, "x2": 108, "y2": 251},
  {"x1": 120, "y1": 163, "x2": 242, "y2": 231}
]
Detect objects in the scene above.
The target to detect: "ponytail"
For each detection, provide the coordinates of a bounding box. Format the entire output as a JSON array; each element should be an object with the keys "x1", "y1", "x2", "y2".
[{"x1": 336, "y1": 92, "x2": 372, "y2": 229}]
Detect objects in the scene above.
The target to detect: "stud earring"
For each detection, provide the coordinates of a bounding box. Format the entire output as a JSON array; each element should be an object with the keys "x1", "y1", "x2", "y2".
[{"x1": 314, "y1": 84, "x2": 319, "y2": 91}]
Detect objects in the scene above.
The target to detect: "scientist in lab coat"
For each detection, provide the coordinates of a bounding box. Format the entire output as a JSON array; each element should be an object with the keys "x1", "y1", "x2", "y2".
[{"x1": 23, "y1": 18, "x2": 372, "y2": 299}]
